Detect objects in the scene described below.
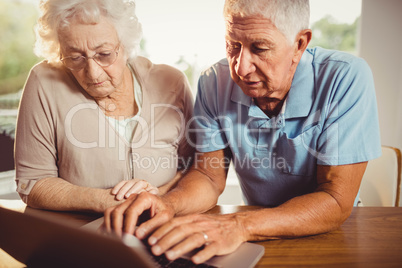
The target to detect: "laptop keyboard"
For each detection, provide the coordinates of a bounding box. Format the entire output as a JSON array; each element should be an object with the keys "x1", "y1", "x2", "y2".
[
  {"x1": 146, "y1": 246, "x2": 218, "y2": 268},
  {"x1": 152, "y1": 253, "x2": 218, "y2": 268}
]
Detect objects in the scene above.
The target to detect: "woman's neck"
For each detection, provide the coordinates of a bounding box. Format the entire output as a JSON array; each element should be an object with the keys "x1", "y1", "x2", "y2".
[{"x1": 95, "y1": 66, "x2": 136, "y2": 119}]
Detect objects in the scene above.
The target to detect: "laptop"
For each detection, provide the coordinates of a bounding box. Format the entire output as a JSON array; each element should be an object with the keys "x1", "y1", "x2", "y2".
[{"x1": 0, "y1": 207, "x2": 264, "y2": 268}]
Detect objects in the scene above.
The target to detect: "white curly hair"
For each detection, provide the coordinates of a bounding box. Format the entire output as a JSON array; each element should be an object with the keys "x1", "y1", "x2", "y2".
[
  {"x1": 223, "y1": 0, "x2": 310, "y2": 44},
  {"x1": 34, "y1": 0, "x2": 143, "y2": 64}
]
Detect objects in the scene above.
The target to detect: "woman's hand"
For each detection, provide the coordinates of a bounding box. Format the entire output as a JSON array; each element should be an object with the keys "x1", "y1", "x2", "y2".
[{"x1": 111, "y1": 179, "x2": 159, "y2": 201}]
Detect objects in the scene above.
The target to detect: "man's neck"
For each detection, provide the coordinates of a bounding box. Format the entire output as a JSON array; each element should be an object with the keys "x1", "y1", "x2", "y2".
[{"x1": 254, "y1": 96, "x2": 287, "y2": 118}]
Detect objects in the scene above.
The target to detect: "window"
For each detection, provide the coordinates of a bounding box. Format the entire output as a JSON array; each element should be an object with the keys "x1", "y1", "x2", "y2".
[{"x1": 0, "y1": 0, "x2": 362, "y2": 203}]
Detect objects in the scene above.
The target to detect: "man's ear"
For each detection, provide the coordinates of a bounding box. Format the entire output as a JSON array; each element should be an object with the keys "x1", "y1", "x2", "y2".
[{"x1": 293, "y1": 29, "x2": 312, "y2": 63}]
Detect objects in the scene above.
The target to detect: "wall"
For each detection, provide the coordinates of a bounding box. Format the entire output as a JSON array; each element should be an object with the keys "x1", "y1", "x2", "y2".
[{"x1": 359, "y1": 0, "x2": 402, "y2": 151}]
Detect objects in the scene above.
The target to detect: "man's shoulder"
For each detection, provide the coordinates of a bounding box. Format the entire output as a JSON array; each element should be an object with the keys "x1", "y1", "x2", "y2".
[
  {"x1": 198, "y1": 58, "x2": 233, "y2": 90},
  {"x1": 201, "y1": 58, "x2": 230, "y2": 76},
  {"x1": 308, "y1": 47, "x2": 368, "y2": 70}
]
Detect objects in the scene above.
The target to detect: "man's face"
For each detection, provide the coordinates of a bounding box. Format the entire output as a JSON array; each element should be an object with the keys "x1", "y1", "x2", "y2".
[{"x1": 225, "y1": 15, "x2": 299, "y2": 102}]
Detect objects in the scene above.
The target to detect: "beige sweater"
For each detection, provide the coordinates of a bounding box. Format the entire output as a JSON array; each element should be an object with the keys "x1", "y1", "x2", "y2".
[{"x1": 15, "y1": 57, "x2": 194, "y2": 202}]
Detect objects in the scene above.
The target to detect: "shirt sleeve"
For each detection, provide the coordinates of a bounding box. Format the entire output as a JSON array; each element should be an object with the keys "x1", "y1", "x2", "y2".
[
  {"x1": 316, "y1": 57, "x2": 382, "y2": 165},
  {"x1": 192, "y1": 68, "x2": 229, "y2": 153},
  {"x1": 175, "y1": 74, "x2": 196, "y2": 171},
  {"x1": 14, "y1": 67, "x2": 58, "y2": 202}
]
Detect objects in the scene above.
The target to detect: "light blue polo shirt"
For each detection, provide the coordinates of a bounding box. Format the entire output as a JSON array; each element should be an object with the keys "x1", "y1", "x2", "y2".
[{"x1": 193, "y1": 47, "x2": 381, "y2": 206}]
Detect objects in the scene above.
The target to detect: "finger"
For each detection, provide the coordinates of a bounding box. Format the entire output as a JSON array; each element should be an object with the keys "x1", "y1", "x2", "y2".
[
  {"x1": 136, "y1": 207, "x2": 176, "y2": 242},
  {"x1": 145, "y1": 183, "x2": 159, "y2": 195},
  {"x1": 191, "y1": 243, "x2": 220, "y2": 264},
  {"x1": 116, "y1": 181, "x2": 137, "y2": 200},
  {"x1": 103, "y1": 206, "x2": 114, "y2": 232},
  {"x1": 125, "y1": 180, "x2": 148, "y2": 198},
  {"x1": 150, "y1": 217, "x2": 207, "y2": 255},
  {"x1": 111, "y1": 181, "x2": 126, "y2": 195},
  {"x1": 164, "y1": 232, "x2": 210, "y2": 261},
  {"x1": 108, "y1": 195, "x2": 138, "y2": 236},
  {"x1": 148, "y1": 216, "x2": 196, "y2": 247},
  {"x1": 122, "y1": 193, "x2": 160, "y2": 236},
  {"x1": 148, "y1": 188, "x2": 159, "y2": 195}
]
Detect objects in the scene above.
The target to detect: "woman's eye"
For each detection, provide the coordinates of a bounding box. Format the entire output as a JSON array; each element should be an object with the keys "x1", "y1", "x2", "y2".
[
  {"x1": 98, "y1": 52, "x2": 112, "y2": 58},
  {"x1": 71, "y1": 56, "x2": 82, "y2": 61}
]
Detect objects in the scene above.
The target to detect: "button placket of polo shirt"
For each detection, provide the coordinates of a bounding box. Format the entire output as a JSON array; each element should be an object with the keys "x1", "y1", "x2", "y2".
[{"x1": 255, "y1": 120, "x2": 277, "y2": 151}]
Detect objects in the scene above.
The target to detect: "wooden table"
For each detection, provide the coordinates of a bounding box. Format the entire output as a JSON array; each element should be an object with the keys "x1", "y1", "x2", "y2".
[
  {"x1": 208, "y1": 206, "x2": 402, "y2": 267},
  {"x1": 1, "y1": 200, "x2": 402, "y2": 267}
]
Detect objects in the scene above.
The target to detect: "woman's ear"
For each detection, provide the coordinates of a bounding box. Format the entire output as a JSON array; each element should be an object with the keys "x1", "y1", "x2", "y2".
[{"x1": 293, "y1": 29, "x2": 312, "y2": 63}]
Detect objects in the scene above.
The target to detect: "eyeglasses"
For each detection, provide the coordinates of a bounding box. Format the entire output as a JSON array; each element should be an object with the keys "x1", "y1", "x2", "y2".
[{"x1": 61, "y1": 45, "x2": 120, "y2": 71}]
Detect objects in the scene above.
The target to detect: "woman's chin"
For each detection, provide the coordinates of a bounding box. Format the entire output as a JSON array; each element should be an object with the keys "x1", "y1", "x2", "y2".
[{"x1": 86, "y1": 87, "x2": 115, "y2": 99}]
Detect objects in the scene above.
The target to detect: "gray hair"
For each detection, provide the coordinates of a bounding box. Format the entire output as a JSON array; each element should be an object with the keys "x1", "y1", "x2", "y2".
[
  {"x1": 34, "y1": 0, "x2": 143, "y2": 64},
  {"x1": 223, "y1": 0, "x2": 310, "y2": 44}
]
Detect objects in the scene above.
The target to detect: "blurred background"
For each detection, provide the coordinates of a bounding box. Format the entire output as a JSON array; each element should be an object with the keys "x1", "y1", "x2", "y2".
[{"x1": 1, "y1": 0, "x2": 401, "y2": 204}]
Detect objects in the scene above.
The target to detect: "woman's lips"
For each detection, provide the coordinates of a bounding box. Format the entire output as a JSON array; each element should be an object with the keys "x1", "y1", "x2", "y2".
[{"x1": 90, "y1": 81, "x2": 105, "y2": 87}]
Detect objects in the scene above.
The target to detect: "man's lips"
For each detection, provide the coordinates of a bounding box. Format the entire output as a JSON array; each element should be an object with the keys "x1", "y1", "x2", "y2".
[{"x1": 243, "y1": 80, "x2": 261, "y2": 86}]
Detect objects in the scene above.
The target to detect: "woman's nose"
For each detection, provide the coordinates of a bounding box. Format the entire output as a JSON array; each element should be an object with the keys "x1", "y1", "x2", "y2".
[{"x1": 85, "y1": 58, "x2": 103, "y2": 80}]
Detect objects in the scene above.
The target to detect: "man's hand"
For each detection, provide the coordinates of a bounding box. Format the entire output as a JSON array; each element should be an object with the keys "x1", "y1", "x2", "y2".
[
  {"x1": 111, "y1": 179, "x2": 159, "y2": 201},
  {"x1": 103, "y1": 192, "x2": 175, "y2": 238},
  {"x1": 147, "y1": 213, "x2": 247, "y2": 264}
]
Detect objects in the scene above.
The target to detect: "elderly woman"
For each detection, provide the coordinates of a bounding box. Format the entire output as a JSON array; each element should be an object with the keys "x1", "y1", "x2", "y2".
[{"x1": 14, "y1": 0, "x2": 194, "y2": 213}]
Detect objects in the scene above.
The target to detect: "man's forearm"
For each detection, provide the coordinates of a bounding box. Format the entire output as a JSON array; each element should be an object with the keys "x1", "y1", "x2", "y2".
[
  {"x1": 162, "y1": 168, "x2": 225, "y2": 216},
  {"x1": 236, "y1": 191, "x2": 350, "y2": 241},
  {"x1": 27, "y1": 177, "x2": 123, "y2": 213},
  {"x1": 158, "y1": 171, "x2": 186, "y2": 196}
]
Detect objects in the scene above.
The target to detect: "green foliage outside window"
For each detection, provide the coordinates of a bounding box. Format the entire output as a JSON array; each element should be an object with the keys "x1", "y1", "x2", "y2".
[
  {"x1": 0, "y1": 0, "x2": 40, "y2": 97},
  {"x1": 309, "y1": 15, "x2": 359, "y2": 53}
]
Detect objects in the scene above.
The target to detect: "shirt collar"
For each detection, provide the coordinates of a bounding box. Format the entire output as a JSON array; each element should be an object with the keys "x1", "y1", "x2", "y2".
[
  {"x1": 230, "y1": 83, "x2": 252, "y2": 107},
  {"x1": 285, "y1": 49, "x2": 315, "y2": 119}
]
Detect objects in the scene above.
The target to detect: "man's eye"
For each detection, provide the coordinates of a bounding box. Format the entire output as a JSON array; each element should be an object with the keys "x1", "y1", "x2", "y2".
[
  {"x1": 253, "y1": 46, "x2": 269, "y2": 53},
  {"x1": 226, "y1": 42, "x2": 241, "y2": 52}
]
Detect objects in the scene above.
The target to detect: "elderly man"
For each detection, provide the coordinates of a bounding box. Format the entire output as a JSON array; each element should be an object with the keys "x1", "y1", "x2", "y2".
[{"x1": 105, "y1": 0, "x2": 381, "y2": 264}]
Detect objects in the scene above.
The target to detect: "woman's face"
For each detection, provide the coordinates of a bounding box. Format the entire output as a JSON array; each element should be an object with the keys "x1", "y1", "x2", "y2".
[{"x1": 58, "y1": 17, "x2": 129, "y2": 99}]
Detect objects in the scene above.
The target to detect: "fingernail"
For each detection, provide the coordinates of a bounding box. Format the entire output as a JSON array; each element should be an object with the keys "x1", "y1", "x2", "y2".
[
  {"x1": 136, "y1": 228, "x2": 145, "y2": 239},
  {"x1": 152, "y1": 245, "x2": 161, "y2": 255},
  {"x1": 192, "y1": 256, "x2": 201, "y2": 264},
  {"x1": 166, "y1": 250, "x2": 175, "y2": 260},
  {"x1": 149, "y1": 236, "x2": 157, "y2": 245}
]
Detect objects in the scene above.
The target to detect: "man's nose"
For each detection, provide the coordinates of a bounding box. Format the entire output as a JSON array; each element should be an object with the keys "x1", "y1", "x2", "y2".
[{"x1": 235, "y1": 48, "x2": 256, "y2": 77}]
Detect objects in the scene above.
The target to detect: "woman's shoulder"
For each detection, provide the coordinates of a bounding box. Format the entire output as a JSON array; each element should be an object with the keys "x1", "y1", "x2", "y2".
[
  {"x1": 28, "y1": 60, "x2": 75, "y2": 90},
  {"x1": 130, "y1": 56, "x2": 189, "y2": 94},
  {"x1": 130, "y1": 56, "x2": 187, "y2": 83},
  {"x1": 25, "y1": 61, "x2": 85, "y2": 103},
  {"x1": 30, "y1": 60, "x2": 66, "y2": 77}
]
